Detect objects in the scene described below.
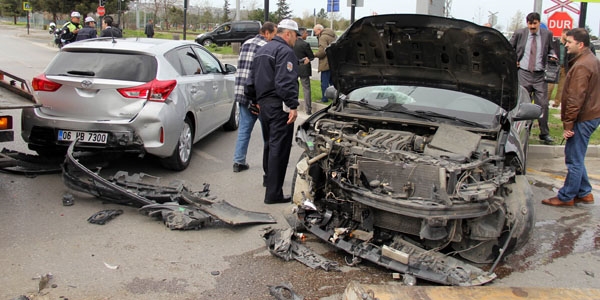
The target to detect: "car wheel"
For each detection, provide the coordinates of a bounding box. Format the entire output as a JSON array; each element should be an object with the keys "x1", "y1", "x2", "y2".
[
  {"x1": 223, "y1": 103, "x2": 239, "y2": 131},
  {"x1": 202, "y1": 39, "x2": 214, "y2": 47},
  {"x1": 161, "y1": 117, "x2": 193, "y2": 171}
]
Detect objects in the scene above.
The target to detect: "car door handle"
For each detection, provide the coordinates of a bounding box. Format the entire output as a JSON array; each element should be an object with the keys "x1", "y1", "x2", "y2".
[
  {"x1": 190, "y1": 87, "x2": 198, "y2": 94},
  {"x1": 212, "y1": 84, "x2": 218, "y2": 90}
]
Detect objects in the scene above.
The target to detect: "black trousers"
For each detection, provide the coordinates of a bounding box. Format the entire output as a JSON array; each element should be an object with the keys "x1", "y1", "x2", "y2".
[{"x1": 258, "y1": 100, "x2": 294, "y2": 203}]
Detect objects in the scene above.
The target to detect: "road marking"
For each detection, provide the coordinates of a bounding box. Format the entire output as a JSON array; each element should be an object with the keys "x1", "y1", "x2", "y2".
[
  {"x1": 193, "y1": 149, "x2": 222, "y2": 163},
  {"x1": 527, "y1": 168, "x2": 600, "y2": 190}
]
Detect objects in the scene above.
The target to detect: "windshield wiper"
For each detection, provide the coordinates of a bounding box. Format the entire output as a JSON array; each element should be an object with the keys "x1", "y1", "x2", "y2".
[
  {"x1": 381, "y1": 103, "x2": 436, "y2": 122},
  {"x1": 414, "y1": 110, "x2": 486, "y2": 128},
  {"x1": 350, "y1": 98, "x2": 383, "y2": 111},
  {"x1": 66, "y1": 70, "x2": 95, "y2": 76}
]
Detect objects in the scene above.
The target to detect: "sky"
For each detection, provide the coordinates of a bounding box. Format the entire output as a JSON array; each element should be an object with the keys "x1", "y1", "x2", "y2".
[{"x1": 211, "y1": 0, "x2": 600, "y2": 35}]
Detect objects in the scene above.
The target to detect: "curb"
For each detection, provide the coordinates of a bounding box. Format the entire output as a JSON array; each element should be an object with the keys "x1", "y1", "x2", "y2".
[{"x1": 299, "y1": 99, "x2": 600, "y2": 159}]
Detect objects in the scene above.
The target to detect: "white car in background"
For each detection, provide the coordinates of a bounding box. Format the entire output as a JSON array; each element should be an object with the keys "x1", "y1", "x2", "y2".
[{"x1": 22, "y1": 38, "x2": 239, "y2": 171}]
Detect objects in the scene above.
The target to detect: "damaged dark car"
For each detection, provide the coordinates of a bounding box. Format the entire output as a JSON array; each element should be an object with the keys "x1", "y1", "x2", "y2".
[{"x1": 291, "y1": 14, "x2": 542, "y2": 286}]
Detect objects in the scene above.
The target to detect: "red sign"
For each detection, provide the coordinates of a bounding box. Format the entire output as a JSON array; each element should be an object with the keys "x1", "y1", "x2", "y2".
[
  {"x1": 97, "y1": 6, "x2": 105, "y2": 16},
  {"x1": 547, "y1": 11, "x2": 573, "y2": 37}
]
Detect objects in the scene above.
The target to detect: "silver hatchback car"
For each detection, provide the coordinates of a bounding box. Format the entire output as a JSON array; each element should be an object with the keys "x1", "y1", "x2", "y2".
[{"x1": 22, "y1": 38, "x2": 239, "y2": 171}]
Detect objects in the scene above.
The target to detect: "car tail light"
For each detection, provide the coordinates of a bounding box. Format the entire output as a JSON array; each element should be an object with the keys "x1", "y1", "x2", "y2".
[
  {"x1": 32, "y1": 74, "x2": 62, "y2": 92},
  {"x1": 117, "y1": 79, "x2": 177, "y2": 102},
  {"x1": 0, "y1": 116, "x2": 12, "y2": 130}
]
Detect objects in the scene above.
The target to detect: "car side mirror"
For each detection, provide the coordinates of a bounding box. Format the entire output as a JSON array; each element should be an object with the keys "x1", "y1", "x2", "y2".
[
  {"x1": 224, "y1": 64, "x2": 236, "y2": 74},
  {"x1": 325, "y1": 86, "x2": 337, "y2": 100},
  {"x1": 511, "y1": 103, "x2": 542, "y2": 121}
]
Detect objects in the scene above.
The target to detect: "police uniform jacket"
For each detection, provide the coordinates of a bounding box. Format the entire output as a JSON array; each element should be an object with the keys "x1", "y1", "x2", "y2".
[
  {"x1": 245, "y1": 36, "x2": 299, "y2": 110},
  {"x1": 75, "y1": 25, "x2": 97, "y2": 41}
]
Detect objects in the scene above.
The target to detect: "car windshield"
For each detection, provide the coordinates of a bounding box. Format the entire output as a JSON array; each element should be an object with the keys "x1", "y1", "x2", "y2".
[
  {"x1": 45, "y1": 51, "x2": 157, "y2": 82},
  {"x1": 342, "y1": 85, "x2": 502, "y2": 127}
]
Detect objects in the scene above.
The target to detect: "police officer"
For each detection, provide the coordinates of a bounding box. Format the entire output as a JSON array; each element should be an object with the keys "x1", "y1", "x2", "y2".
[
  {"x1": 61, "y1": 12, "x2": 83, "y2": 44},
  {"x1": 245, "y1": 19, "x2": 300, "y2": 204},
  {"x1": 75, "y1": 17, "x2": 98, "y2": 41}
]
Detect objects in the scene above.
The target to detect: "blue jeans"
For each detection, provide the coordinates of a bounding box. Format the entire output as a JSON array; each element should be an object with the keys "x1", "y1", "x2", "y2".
[
  {"x1": 233, "y1": 104, "x2": 259, "y2": 164},
  {"x1": 557, "y1": 117, "x2": 600, "y2": 201},
  {"x1": 320, "y1": 70, "x2": 332, "y2": 102}
]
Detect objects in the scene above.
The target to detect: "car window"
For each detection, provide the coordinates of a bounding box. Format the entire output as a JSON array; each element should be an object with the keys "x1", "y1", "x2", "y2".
[
  {"x1": 165, "y1": 46, "x2": 203, "y2": 76},
  {"x1": 347, "y1": 86, "x2": 499, "y2": 115},
  {"x1": 45, "y1": 51, "x2": 157, "y2": 82},
  {"x1": 193, "y1": 47, "x2": 223, "y2": 74}
]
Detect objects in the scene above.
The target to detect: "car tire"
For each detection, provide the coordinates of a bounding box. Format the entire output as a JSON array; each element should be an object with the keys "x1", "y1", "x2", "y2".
[
  {"x1": 161, "y1": 117, "x2": 193, "y2": 171},
  {"x1": 202, "y1": 39, "x2": 214, "y2": 47},
  {"x1": 223, "y1": 103, "x2": 239, "y2": 131}
]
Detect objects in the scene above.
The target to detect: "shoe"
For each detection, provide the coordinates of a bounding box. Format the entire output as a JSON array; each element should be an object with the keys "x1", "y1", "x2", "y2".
[
  {"x1": 541, "y1": 196, "x2": 574, "y2": 207},
  {"x1": 574, "y1": 193, "x2": 594, "y2": 204},
  {"x1": 233, "y1": 163, "x2": 249, "y2": 173},
  {"x1": 264, "y1": 195, "x2": 292, "y2": 204},
  {"x1": 539, "y1": 135, "x2": 555, "y2": 145}
]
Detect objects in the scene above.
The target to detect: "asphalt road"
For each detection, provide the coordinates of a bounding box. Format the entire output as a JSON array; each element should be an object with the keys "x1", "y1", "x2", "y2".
[{"x1": 1, "y1": 24, "x2": 599, "y2": 300}]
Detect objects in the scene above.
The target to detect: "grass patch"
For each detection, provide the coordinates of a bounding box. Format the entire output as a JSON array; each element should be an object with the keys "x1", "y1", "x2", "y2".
[
  {"x1": 205, "y1": 44, "x2": 234, "y2": 55},
  {"x1": 530, "y1": 107, "x2": 600, "y2": 145},
  {"x1": 298, "y1": 79, "x2": 332, "y2": 105}
]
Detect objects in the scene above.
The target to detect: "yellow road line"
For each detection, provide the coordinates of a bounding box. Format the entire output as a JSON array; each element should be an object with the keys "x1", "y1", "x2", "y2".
[{"x1": 527, "y1": 168, "x2": 600, "y2": 190}]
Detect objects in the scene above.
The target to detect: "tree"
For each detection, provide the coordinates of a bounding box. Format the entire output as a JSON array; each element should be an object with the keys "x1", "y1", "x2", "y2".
[
  {"x1": 274, "y1": 0, "x2": 291, "y2": 23},
  {"x1": 317, "y1": 8, "x2": 327, "y2": 19},
  {"x1": 158, "y1": 0, "x2": 177, "y2": 30},
  {"x1": 168, "y1": 6, "x2": 183, "y2": 30},
  {"x1": 222, "y1": 0, "x2": 230, "y2": 23},
  {"x1": 247, "y1": 8, "x2": 275, "y2": 23},
  {"x1": 0, "y1": 0, "x2": 24, "y2": 24},
  {"x1": 199, "y1": 8, "x2": 213, "y2": 31},
  {"x1": 508, "y1": 11, "x2": 524, "y2": 33}
]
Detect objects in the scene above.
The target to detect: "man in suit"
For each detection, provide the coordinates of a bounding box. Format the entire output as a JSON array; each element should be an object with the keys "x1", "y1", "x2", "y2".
[
  {"x1": 510, "y1": 12, "x2": 557, "y2": 145},
  {"x1": 293, "y1": 27, "x2": 315, "y2": 114},
  {"x1": 145, "y1": 19, "x2": 155, "y2": 38}
]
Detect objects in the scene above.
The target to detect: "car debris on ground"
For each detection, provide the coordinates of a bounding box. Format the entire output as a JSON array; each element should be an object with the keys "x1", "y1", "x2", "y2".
[
  {"x1": 261, "y1": 227, "x2": 340, "y2": 272},
  {"x1": 59, "y1": 141, "x2": 277, "y2": 230}
]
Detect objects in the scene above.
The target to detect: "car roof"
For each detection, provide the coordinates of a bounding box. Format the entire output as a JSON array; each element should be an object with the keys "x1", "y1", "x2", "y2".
[{"x1": 62, "y1": 38, "x2": 200, "y2": 55}]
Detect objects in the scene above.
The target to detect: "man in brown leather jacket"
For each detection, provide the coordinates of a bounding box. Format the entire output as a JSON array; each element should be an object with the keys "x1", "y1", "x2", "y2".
[{"x1": 542, "y1": 28, "x2": 600, "y2": 207}]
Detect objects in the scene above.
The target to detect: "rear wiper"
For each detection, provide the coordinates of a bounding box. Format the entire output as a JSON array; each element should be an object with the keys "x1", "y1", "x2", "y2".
[
  {"x1": 414, "y1": 110, "x2": 485, "y2": 128},
  {"x1": 66, "y1": 70, "x2": 95, "y2": 76}
]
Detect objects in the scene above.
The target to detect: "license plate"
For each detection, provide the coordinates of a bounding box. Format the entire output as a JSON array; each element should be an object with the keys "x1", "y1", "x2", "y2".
[{"x1": 58, "y1": 130, "x2": 108, "y2": 144}]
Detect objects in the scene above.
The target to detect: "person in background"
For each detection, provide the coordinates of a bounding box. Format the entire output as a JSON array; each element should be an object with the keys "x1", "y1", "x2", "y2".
[
  {"x1": 509, "y1": 12, "x2": 557, "y2": 145},
  {"x1": 541, "y1": 28, "x2": 600, "y2": 207},
  {"x1": 244, "y1": 19, "x2": 300, "y2": 204},
  {"x1": 61, "y1": 11, "x2": 83, "y2": 44},
  {"x1": 293, "y1": 27, "x2": 315, "y2": 114},
  {"x1": 550, "y1": 28, "x2": 569, "y2": 108},
  {"x1": 75, "y1": 17, "x2": 97, "y2": 41},
  {"x1": 100, "y1": 16, "x2": 123, "y2": 38},
  {"x1": 145, "y1": 19, "x2": 155, "y2": 38},
  {"x1": 312, "y1": 24, "x2": 336, "y2": 103},
  {"x1": 232, "y1": 22, "x2": 277, "y2": 173}
]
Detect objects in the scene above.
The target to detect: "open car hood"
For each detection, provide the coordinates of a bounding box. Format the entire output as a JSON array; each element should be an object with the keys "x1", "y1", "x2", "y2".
[{"x1": 326, "y1": 14, "x2": 519, "y2": 112}]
